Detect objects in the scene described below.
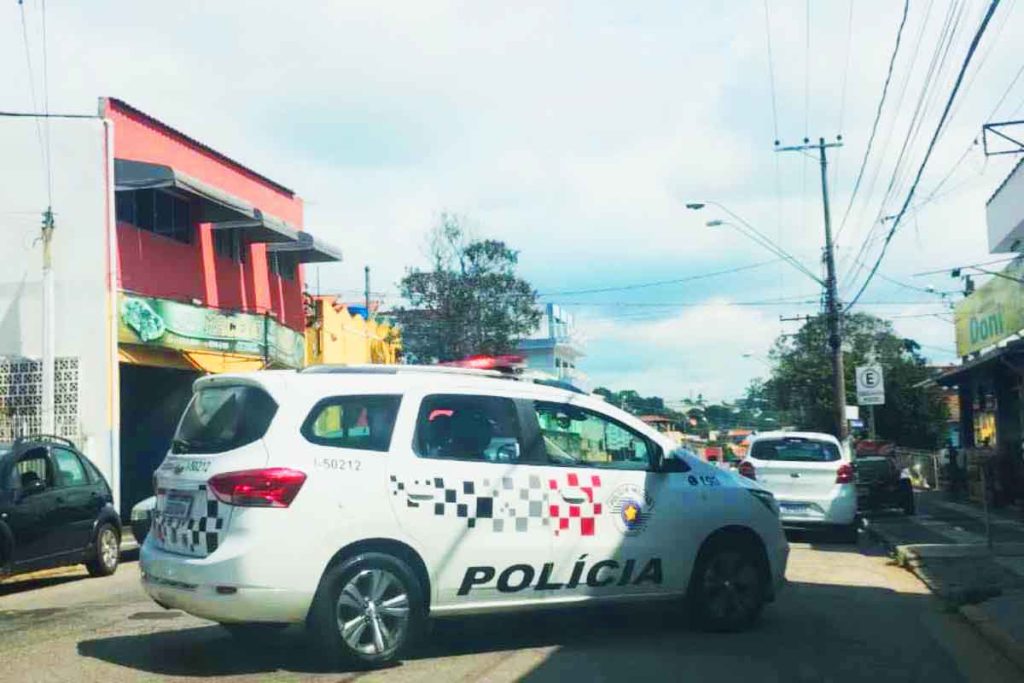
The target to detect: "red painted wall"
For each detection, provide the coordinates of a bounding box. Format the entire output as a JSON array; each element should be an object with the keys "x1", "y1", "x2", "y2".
[{"x1": 106, "y1": 99, "x2": 305, "y2": 331}]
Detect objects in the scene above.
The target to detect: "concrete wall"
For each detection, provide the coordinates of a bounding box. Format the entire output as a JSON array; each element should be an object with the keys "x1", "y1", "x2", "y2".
[{"x1": 0, "y1": 115, "x2": 118, "y2": 499}]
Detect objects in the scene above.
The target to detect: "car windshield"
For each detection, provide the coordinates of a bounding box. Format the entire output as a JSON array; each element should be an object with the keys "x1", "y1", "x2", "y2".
[
  {"x1": 173, "y1": 385, "x2": 278, "y2": 454},
  {"x1": 750, "y1": 437, "x2": 840, "y2": 462}
]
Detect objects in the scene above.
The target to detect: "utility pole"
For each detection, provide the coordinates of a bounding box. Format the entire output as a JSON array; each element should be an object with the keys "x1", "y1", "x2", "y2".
[
  {"x1": 776, "y1": 136, "x2": 848, "y2": 440},
  {"x1": 364, "y1": 266, "x2": 371, "y2": 315},
  {"x1": 41, "y1": 208, "x2": 56, "y2": 435}
]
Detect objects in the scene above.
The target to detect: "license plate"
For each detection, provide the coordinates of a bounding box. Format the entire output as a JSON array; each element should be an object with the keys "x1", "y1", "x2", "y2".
[
  {"x1": 779, "y1": 503, "x2": 811, "y2": 515},
  {"x1": 163, "y1": 493, "x2": 193, "y2": 519}
]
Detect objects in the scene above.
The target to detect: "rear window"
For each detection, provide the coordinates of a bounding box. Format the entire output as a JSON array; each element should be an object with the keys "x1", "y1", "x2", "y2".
[
  {"x1": 301, "y1": 395, "x2": 402, "y2": 452},
  {"x1": 750, "y1": 438, "x2": 840, "y2": 462},
  {"x1": 172, "y1": 385, "x2": 278, "y2": 454}
]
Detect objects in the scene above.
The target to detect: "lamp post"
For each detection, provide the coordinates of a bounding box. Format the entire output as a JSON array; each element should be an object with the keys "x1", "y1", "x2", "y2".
[{"x1": 687, "y1": 200, "x2": 847, "y2": 439}]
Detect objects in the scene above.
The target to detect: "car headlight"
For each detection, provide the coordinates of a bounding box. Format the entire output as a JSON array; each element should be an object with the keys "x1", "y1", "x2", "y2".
[
  {"x1": 131, "y1": 507, "x2": 152, "y2": 522},
  {"x1": 748, "y1": 488, "x2": 779, "y2": 516}
]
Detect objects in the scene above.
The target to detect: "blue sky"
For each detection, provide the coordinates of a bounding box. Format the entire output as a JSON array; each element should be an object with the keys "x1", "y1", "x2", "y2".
[{"x1": 4, "y1": 1, "x2": 1024, "y2": 401}]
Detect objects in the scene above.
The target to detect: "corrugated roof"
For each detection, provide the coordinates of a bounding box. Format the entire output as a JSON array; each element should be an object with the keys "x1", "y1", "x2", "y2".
[{"x1": 105, "y1": 97, "x2": 296, "y2": 197}]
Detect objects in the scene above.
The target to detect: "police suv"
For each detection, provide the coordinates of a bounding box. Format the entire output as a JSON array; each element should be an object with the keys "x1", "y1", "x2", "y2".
[{"x1": 140, "y1": 365, "x2": 788, "y2": 667}]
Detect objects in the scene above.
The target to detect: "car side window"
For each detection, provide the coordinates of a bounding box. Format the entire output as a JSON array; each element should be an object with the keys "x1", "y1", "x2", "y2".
[
  {"x1": 52, "y1": 447, "x2": 88, "y2": 488},
  {"x1": 414, "y1": 394, "x2": 525, "y2": 463},
  {"x1": 11, "y1": 448, "x2": 54, "y2": 490},
  {"x1": 301, "y1": 395, "x2": 402, "y2": 452},
  {"x1": 533, "y1": 401, "x2": 652, "y2": 471}
]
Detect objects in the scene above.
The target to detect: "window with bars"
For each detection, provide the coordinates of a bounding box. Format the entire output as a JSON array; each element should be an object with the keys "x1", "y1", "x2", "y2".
[
  {"x1": 269, "y1": 253, "x2": 297, "y2": 281},
  {"x1": 213, "y1": 229, "x2": 247, "y2": 263}
]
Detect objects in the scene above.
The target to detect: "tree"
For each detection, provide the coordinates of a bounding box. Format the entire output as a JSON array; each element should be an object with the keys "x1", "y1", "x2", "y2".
[
  {"x1": 394, "y1": 214, "x2": 542, "y2": 363},
  {"x1": 763, "y1": 312, "x2": 948, "y2": 448}
]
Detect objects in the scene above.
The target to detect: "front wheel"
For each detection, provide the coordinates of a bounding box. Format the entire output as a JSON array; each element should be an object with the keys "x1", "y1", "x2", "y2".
[
  {"x1": 85, "y1": 523, "x2": 120, "y2": 577},
  {"x1": 689, "y1": 537, "x2": 766, "y2": 632},
  {"x1": 309, "y1": 552, "x2": 425, "y2": 669}
]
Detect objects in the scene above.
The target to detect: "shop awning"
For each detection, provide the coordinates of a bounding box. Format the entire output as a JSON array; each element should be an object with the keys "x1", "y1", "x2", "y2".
[
  {"x1": 114, "y1": 159, "x2": 300, "y2": 243},
  {"x1": 936, "y1": 339, "x2": 1024, "y2": 386},
  {"x1": 266, "y1": 231, "x2": 343, "y2": 263}
]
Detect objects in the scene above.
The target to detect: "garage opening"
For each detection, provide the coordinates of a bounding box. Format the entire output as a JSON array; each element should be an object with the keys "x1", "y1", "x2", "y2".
[{"x1": 118, "y1": 363, "x2": 199, "y2": 518}]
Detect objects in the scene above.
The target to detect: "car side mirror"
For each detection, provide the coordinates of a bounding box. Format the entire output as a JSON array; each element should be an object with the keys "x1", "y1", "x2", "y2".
[
  {"x1": 657, "y1": 447, "x2": 692, "y2": 473},
  {"x1": 495, "y1": 442, "x2": 521, "y2": 462}
]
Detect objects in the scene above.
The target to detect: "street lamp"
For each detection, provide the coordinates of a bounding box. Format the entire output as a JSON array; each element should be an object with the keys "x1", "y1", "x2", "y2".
[
  {"x1": 688, "y1": 202, "x2": 823, "y2": 286},
  {"x1": 686, "y1": 199, "x2": 847, "y2": 439}
]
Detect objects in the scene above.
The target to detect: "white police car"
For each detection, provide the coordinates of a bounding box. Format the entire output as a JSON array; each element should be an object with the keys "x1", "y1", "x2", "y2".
[{"x1": 140, "y1": 365, "x2": 788, "y2": 667}]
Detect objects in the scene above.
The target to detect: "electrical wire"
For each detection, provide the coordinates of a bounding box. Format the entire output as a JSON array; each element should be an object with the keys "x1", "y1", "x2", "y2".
[
  {"x1": 913, "y1": 254, "x2": 1019, "y2": 276},
  {"x1": 832, "y1": 0, "x2": 855, "y2": 192},
  {"x1": 835, "y1": 0, "x2": 910, "y2": 243},
  {"x1": 846, "y1": 0, "x2": 1005, "y2": 312},
  {"x1": 17, "y1": 0, "x2": 48, "y2": 204},
  {"x1": 762, "y1": 0, "x2": 779, "y2": 143},
  {"x1": 41, "y1": 0, "x2": 52, "y2": 207},
  {"x1": 536, "y1": 259, "x2": 783, "y2": 297}
]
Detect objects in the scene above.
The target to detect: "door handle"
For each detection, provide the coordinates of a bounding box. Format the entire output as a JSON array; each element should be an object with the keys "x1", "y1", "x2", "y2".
[
  {"x1": 559, "y1": 487, "x2": 587, "y2": 504},
  {"x1": 405, "y1": 487, "x2": 436, "y2": 502},
  {"x1": 790, "y1": 473, "x2": 800, "y2": 478}
]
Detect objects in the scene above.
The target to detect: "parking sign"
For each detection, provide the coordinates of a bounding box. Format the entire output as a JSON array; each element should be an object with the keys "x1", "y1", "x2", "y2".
[{"x1": 856, "y1": 364, "x2": 885, "y2": 406}]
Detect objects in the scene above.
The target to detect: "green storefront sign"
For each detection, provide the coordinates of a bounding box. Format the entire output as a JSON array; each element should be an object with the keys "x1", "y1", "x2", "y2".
[
  {"x1": 118, "y1": 293, "x2": 305, "y2": 368},
  {"x1": 954, "y1": 259, "x2": 1024, "y2": 357}
]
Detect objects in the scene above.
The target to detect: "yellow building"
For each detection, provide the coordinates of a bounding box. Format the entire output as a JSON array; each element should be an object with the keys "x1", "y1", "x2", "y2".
[{"x1": 305, "y1": 295, "x2": 401, "y2": 366}]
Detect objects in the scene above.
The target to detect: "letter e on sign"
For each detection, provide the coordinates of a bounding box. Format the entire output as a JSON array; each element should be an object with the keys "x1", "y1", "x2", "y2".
[{"x1": 856, "y1": 364, "x2": 885, "y2": 406}]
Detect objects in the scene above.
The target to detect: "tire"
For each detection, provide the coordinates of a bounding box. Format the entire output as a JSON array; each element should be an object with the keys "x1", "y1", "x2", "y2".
[
  {"x1": 85, "y1": 523, "x2": 120, "y2": 577},
  {"x1": 688, "y1": 536, "x2": 767, "y2": 632},
  {"x1": 221, "y1": 622, "x2": 289, "y2": 644},
  {"x1": 309, "y1": 552, "x2": 425, "y2": 669}
]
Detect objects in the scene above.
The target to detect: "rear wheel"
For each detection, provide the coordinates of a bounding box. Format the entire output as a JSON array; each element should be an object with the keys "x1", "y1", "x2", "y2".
[
  {"x1": 85, "y1": 523, "x2": 120, "y2": 577},
  {"x1": 309, "y1": 552, "x2": 424, "y2": 669},
  {"x1": 689, "y1": 536, "x2": 766, "y2": 632}
]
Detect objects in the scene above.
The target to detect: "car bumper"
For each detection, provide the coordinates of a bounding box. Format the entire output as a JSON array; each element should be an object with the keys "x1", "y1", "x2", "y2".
[
  {"x1": 140, "y1": 543, "x2": 313, "y2": 624},
  {"x1": 776, "y1": 486, "x2": 857, "y2": 526}
]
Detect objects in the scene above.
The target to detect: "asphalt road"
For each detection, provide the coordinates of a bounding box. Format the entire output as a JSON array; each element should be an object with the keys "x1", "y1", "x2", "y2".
[{"x1": 0, "y1": 535, "x2": 1020, "y2": 682}]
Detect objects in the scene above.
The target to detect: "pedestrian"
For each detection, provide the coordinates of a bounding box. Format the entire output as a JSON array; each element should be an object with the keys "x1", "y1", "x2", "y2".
[{"x1": 945, "y1": 440, "x2": 963, "y2": 499}]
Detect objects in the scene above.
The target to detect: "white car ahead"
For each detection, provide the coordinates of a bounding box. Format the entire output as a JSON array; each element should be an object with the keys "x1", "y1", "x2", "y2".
[
  {"x1": 141, "y1": 365, "x2": 788, "y2": 668},
  {"x1": 738, "y1": 432, "x2": 857, "y2": 539}
]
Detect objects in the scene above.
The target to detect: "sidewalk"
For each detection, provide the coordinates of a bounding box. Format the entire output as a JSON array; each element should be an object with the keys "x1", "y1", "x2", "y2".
[{"x1": 865, "y1": 489, "x2": 1024, "y2": 670}]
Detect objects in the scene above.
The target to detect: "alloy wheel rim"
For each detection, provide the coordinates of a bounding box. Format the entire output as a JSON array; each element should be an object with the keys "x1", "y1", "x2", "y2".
[
  {"x1": 335, "y1": 568, "x2": 410, "y2": 656},
  {"x1": 703, "y1": 551, "x2": 759, "y2": 621},
  {"x1": 100, "y1": 528, "x2": 118, "y2": 569}
]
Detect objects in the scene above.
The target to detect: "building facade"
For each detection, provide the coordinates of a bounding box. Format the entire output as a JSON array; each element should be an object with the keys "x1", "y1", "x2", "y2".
[
  {"x1": 517, "y1": 303, "x2": 588, "y2": 390},
  {"x1": 0, "y1": 98, "x2": 340, "y2": 515},
  {"x1": 305, "y1": 295, "x2": 401, "y2": 366}
]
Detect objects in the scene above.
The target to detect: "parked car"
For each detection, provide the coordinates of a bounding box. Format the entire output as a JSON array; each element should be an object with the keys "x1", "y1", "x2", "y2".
[
  {"x1": 0, "y1": 435, "x2": 122, "y2": 579},
  {"x1": 141, "y1": 365, "x2": 789, "y2": 668},
  {"x1": 739, "y1": 431, "x2": 858, "y2": 540},
  {"x1": 854, "y1": 456, "x2": 914, "y2": 515},
  {"x1": 131, "y1": 496, "x2": 156, "y2": 545}
]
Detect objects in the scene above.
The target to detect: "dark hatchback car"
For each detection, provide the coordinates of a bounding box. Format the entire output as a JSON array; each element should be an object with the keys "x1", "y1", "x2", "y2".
[{"x1": 0, "y1": 436, "x2": 122, "y2": 579}]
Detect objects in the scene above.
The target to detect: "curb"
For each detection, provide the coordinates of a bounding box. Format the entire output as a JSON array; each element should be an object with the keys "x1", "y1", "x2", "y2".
[{"x1": 960, "y1": 604, "x2": 1024, "y2": 672}]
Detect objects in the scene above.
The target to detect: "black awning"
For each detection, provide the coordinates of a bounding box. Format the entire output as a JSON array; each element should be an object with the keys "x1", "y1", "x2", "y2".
[
  {"x1": 114, "y1": 159, "x2": 300, "y2": 243},
  {"x1": 266, "y1": 231, "x2": 343, "y2": 263},
  {"x1": 936, "y1": 339, "x2": 1024, "y2": 386}
]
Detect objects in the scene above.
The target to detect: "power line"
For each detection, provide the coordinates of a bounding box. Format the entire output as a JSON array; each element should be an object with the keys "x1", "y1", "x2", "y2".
[
  {"x1": 536, "y1": 259, "x2": 782, "y2": 297},
  {"x1": 41, "y1": 0, "x2": 52, "y2": 207},
  {"x1": 835, "y1": 0, "x2": 910, "y2": 242},
  {"x1": 17, "y1": 0, "x2": 48, "y2": 204},
  {"x1": 913, "y1": 254, "x2": 1018, "y2": 276},
  {"x1": 762, "y1": 0, "x2": 779, "y2": 143},
  {"x1": 845, "y1": 0, "x2": 1004, "y2": 312}
]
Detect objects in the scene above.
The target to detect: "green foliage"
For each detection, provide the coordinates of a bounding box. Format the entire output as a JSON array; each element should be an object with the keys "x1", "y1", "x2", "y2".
[
  {"x1": 763, "y1": 312, "x2": 948, "y2": 448},
  {"x1": 394, "y1": 214, "x2": 542, "y2": 363}
]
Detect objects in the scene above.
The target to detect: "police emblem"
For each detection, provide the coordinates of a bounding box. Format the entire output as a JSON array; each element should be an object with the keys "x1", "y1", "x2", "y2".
[{"x1": 608, "y1": 483, "x2": 654, "y2": 536}]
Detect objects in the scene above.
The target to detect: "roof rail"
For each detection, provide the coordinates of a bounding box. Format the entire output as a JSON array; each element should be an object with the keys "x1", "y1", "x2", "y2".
[
  {"x1": 12, "y1": 434, "x2": 77, "y2": 449},
  {"x1": 299, "y1": 363, "x2": 588, "y2": 393}
]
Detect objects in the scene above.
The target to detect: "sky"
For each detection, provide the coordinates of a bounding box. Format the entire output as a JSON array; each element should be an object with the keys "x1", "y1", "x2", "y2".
[{"x1": 3, "y1": 0, "x2": 1024, "y2": 403}]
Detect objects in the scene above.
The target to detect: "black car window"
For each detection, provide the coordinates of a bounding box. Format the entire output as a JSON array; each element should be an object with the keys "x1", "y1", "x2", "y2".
[
  {"x1": 750, "y1": 438, "x2": 840, "y2": 462},
  {"x1": 52, "y1": 447, "x2": 89, "y2": 488},
  {"x1": 414, "y1": 394, "x2": 525, "y2": 464},
  {"x1": 302, "y1": 395, "x2": 402, "y2": 452},
  {"x1": 533, "y1": 401, "x2": 652, "y2": 470},
  {"x1": 11, "y1": 448, "x2": 54, "y2": 490},
  {"x1": 173, "y1": 385, "x2": 278, "y2": 454}
]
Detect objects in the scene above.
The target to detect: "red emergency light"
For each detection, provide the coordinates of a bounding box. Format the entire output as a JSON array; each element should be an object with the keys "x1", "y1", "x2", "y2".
[{"x1": 440, "y1": 354, "x2": 525, "y2": 374}]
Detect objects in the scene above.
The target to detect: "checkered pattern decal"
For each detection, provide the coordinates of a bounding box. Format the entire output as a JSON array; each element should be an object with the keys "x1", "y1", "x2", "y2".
[
  {"x1": 390, "y1": 472, "x2": 603, "y2": 536},
  {"x1": 152, "y1": 485, "x2": 227, "y2": 557},
  {"x1": 548, "y1": 473, "x2": 602, "y2": 537}
]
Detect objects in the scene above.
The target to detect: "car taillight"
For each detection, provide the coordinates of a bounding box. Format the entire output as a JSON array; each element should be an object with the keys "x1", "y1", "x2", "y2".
[
  {"x1": 836, "y1": 463, "x2": 854, "y2": 484},
  {"x1": 738, "y1": 460, "x2": 756, "y2": 480},
  {"x1": 208, "y1": 468, "x2": 307, "y2": 508}
]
